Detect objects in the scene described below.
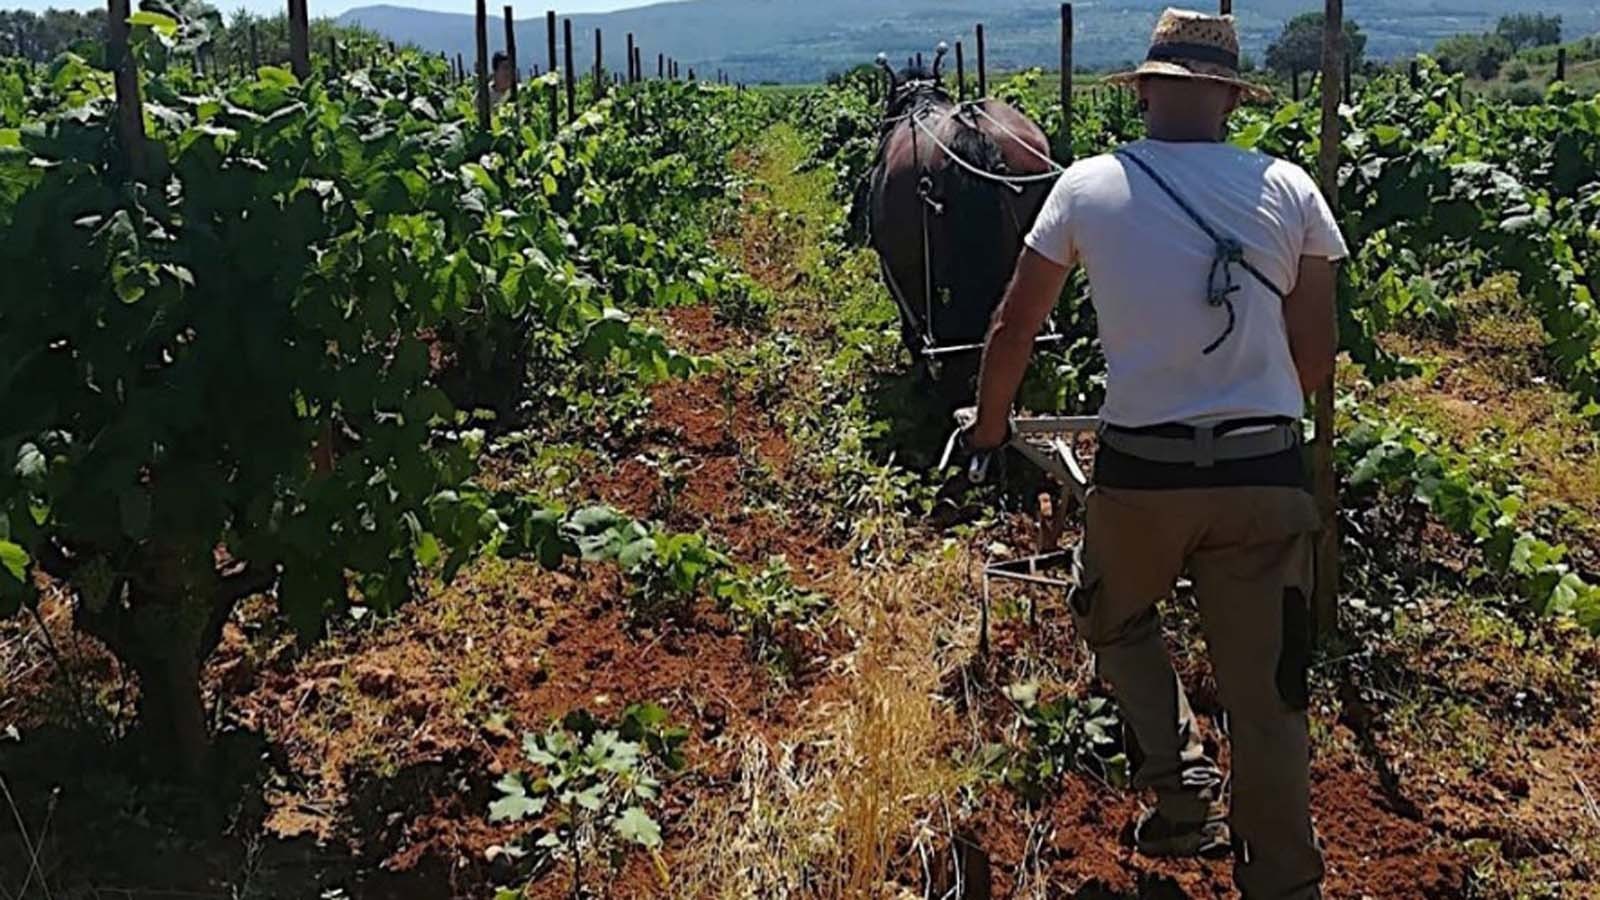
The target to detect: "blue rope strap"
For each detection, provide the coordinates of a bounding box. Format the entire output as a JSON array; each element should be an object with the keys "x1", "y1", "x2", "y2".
[{"x1": 1113, "y1": 148, "x2": 1286, "y2": 355}]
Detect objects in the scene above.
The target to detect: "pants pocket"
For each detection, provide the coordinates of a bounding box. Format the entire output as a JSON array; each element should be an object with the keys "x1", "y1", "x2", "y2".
[{"x1": 1276, "y1": 586, "x2": 1312, "y2": 711}]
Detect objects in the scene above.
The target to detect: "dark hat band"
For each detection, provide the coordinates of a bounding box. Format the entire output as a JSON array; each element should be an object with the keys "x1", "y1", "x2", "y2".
[{"x1": 1146, "y1": 41, "x2": 1240, "y2": 71}]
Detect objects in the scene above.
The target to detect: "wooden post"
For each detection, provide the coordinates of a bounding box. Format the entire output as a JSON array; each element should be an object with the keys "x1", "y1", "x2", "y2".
[
  {"x1": 593, "y1": 28, "x2": 603, "y2": 102},
  {"x1": 327, "y1": 35, "x2": 337, "y2": 73},
  {"x1": 1219, "y1": 0, "x2": 1231, "y2": 13},
  {"x1": 562, "y1": 18, "x2": 575, "y2": 121},
  {"x1": 626, "y1": 32, "x2": 634, "y2": 83},
  {"x1": 504, "y1": 5, "x2": 518, "y2": 102},
  {"x1": 456, "y1": 53, "x2": 465, "y2": 84},
  {"x1": 658, "y1": 52, "x2": 664, "y2": 79},
  {"x1": 633, "y1": 47, "x2": 641, "y2": 84},
  {"x1": 1313, "y1": 0, "x2": 1343, "y2": 642},
  {"x1": 688, "y1": 67, "x2": 695, "y2": 82},
  {"x1": 1343, "y1": 51, "x2": 1352, "y2": 100},
  {"x1": 976, "y1": 23, "x2": 986, "y2": 97},
  {"x1": 287, "y1": 0, "x2": 309, "y2": 80},
  {"x1": 955, "y1": 40, "x2": 965, "y2": 99},
  {"x1": 1408, "y1": 59, "x2": 1419, "y2": 89},
  {"x1": 916, "y1": 51, "x2": 923, "y2": 71},
  {"x1": 107, "y1": 0, "x2": 146, "y2": 177},
  {"x1": 546, "y1": 10, "x2": 558, "y2": 131},
  {"x1": 1059, "y1": 3, "x2": 1073, "y2": 162},
  {"x1": 249, "y1": 23, "x2": 259, "y2": 68},
  {"x1": 1556, "y1": 47, "x2": 1567, "y2": 83},
  {"x1": 1292, "y1": 68, "x2": 1301, "y2": 100},
  {"x1": 474, "y1": 0, "x2": 491, "y2": 128}
]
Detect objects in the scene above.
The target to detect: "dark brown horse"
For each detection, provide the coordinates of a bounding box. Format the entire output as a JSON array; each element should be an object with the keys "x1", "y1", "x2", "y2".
[{"x1": 860, "y1": 49, "x2": 1057, "y2": 397}]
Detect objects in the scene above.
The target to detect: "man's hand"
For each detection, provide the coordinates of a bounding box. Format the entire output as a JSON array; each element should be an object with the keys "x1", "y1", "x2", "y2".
[{"x1": 973, "y1": 248, "x2": 1072, "y2": 444}]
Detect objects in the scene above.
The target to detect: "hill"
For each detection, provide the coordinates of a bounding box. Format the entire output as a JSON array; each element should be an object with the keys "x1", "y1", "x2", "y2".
[{"x1": 339, "y1": 0, "x2": 1600, "y2": 84}]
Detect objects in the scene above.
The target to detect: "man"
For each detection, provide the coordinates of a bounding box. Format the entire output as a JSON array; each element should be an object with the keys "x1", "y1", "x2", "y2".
[
  {"x1": 965, "y1": 9, "x2": 1346, "y2": 899},
  {"x1": 490, "y1": 51, "x2": 514, "y2": 106}
]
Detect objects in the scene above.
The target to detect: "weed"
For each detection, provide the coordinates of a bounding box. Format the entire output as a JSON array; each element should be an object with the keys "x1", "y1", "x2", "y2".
[
  {"x1": 490, "y1": 703, "x2": 687, "y2": 899},
  {"x1": 715, "y1": 556, "x2": 830, "y2": 666},
  {"x1": 993, "y1": 681, "x2": 1128, "y2": 804}
]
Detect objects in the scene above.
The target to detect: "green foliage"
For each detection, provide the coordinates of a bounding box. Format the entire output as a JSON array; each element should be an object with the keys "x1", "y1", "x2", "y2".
[
  {"x1": 490, "y1": 703, "x2": 686, "y2": 894},
  {"x1": 1265, "y1": 13, "x2": 1368, "y2": 77},
  {"x1": 1342, "y1": 405, "x2": 1600, "y2": 633},
  {"x1": 1519, "y1": 34, "x2": 1600, "y2": 67},
  {"x1": 714, "y1": 555, "x2": 829, "y2": 663},
  {"x1": 1504, "y1": 83, "x2": 1545, "y2": 106},
  {"x1": 1496, "y1": 14, "x2": 1563, "y2": 52},
  {"x1": 988, "y1": 682, "x2": 1127, "y2": 803},
  {"x1": 0, "y1": 7, "x2": 106, "y2": 62},
  {"x1": 508, "y1": 502, "x2": 830, "y2": 644},
  {"x1": 626, "y1": 531, "x2": 728, "y2": 619},
  {"x1": 1228, "y1": 63, "x2": 1600, "y2": 402},
  {"x1": 995, "y1": 68, "x2": 1144, "y2": 160},
  {"x1": 0, "y1": 0, "x2": 770, "y2": 767},
  {"x1": 1435, "y1": 33, "x2": 1514, "y2": 79},
  {"x1": 790, "y1": 72, "x2": 879, "y2": 208}
]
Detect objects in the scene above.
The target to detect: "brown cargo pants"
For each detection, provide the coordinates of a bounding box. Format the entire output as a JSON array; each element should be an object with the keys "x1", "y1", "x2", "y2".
[{"x1": 1070, "y1": 485, "x2": 1325, "y2": 899}]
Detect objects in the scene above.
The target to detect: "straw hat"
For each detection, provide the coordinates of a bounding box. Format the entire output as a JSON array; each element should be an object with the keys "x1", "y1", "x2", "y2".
[{"x1": 1107, "y1": 8, "x2": 1270, "y2": 101}]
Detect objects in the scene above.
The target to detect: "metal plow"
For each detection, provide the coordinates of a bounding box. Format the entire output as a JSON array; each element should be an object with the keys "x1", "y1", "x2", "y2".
[{"x1": 941, "y1": 408, "x2": 1097, "y2": 655}]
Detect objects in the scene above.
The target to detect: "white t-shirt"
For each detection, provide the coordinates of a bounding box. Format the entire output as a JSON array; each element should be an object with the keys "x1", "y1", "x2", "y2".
[{"x1": 1024, "y1": 140, "x2": 1348, "y2": 428}]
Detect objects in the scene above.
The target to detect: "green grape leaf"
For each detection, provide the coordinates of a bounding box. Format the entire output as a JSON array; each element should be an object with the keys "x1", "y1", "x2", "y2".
[
  {"x1": 0, "y1": 540, "x2": 29, "y2": 586},
  {"x1": 488, "y1": 774, "x2": 546, "y2": 823},
  {"x1": 612, "y1": 806, "x2": 662, "y2": 848}
]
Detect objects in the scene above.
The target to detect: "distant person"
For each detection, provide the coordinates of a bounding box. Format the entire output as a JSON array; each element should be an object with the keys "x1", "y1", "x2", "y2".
[
  {"x1": 490, "y1": 51, "x2": 513, "y2": 106},
  {"x1": 964, "y1": 8, "x2": 1345, "y2": 899}
]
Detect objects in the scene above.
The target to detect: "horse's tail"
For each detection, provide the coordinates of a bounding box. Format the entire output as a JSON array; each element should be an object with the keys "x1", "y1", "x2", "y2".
[
  {"x1": 846, "y1": 167, "x2": 873, "y2": 246},
  {"x1": 939, "y1": 120, "x2": 1013, "y2": 345}
]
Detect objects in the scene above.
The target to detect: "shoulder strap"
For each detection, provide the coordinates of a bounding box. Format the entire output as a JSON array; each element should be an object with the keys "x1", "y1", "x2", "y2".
[{"x1": 1113, "y1": 147, "x2": 1287, "y2": 301}]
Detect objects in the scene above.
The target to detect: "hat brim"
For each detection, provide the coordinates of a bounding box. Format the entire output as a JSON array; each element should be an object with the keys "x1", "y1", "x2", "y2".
[{"x1": 1105, "y1": 61, "x2": 1272, "y2": 102}]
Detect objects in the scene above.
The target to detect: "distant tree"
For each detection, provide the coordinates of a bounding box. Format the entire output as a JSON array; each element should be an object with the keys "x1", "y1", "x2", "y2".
[
  {"x1": 1434, "y1": 33, "x2": 1512, "y2": 80},
  {"x1": 1504, "y1": 83, "x2": 1543, "y2": 105},
  {"x1": 1505, "y1": 60, "x2": 1531, "y2": 83},
  {"x1": 0, "y1": 8, "x2": 106, "y2": 61},
  {"x1": 1265, "y1": 13, "x2": 1367, "y2": 78},
  {"x1": 1495, "y1": 14, "x2": 1562, "y2": 52},
  {"x1": 205, "y1": 9, "x2": 383, "y2": 71}
]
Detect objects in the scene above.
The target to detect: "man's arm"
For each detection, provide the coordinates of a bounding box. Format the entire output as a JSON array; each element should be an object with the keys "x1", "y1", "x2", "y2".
[
  {"x1": 970, "y1": 248, "x2": 1071, "y2": 448},
  {"x1": 1283, "y1": 255, "x2": 1338, "y2": 394}
]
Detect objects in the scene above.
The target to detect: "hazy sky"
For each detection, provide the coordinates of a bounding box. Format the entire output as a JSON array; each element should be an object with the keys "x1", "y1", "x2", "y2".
[{"x1": 10, "y1": 0, "x2": 642, "y2": 16}]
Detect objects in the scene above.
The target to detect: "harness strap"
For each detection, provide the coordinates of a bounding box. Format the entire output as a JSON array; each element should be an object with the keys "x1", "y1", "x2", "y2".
[
  {"x1": 912, "y1": 121, "x2": 935, "y2": 339},
  {"x1": 1113, "y1": 148, "x2": 1287, "y2": 356}
]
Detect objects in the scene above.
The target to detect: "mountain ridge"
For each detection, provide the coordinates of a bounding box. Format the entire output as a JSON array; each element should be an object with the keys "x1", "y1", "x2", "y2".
[{"x1": 338, "y1": 0, "x2": 1600, "y2": 84}]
